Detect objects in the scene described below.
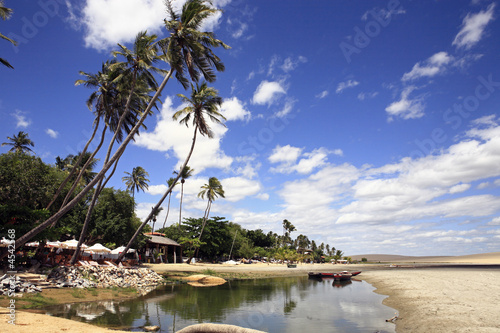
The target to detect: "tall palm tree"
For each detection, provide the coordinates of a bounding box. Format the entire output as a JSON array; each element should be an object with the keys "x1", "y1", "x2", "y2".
[
  {"x1": 122, "y1": 166, "x2": 150, "y2": 199},
  {"x1": 188, "y1": 176, "x2": 224, "y2": 263},
  {"x1": 173, "y1": 165, "x2": 194, "y2": 227},
  {"x1": 151, "y1": 206, "x2": 163, "y2": 233},
  {"x1": 2, "y1": 131, "x2": 34, "y2": 153},
  {"x1": 12, "y1": 0, "x2": 229, "y2": 259},
  {"x1": 117, "y1": 82, "x2": 226, "y2": 262},
  {"x1": 162, "y1": 177, "x2": 178, "y2": 230},
  {"x1": 197, "y1": 177, "x2": 225, "y2": 240},
  {"x1": 1, "y1": 1, "x2": 16, "y2": 69}
]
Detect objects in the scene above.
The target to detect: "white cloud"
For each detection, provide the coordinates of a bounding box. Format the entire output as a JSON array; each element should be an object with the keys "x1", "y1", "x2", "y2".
[
  {"x1": 269, "y1": 145, "x2": 303, "y2": 164},
  {"x1": 270, "y1": 146, "x2": 330, "y2": 174},
  {"x1": 316, "y1": 90, "x2": 329, "y2": 99},
  {"x1": 221, "y1": 177, "x2": 262, "y2": 202},
  {"x1": 357, "y1": 92, "x2": 378, "y2": 100},
  {"x1": 134, "y1": 96, "x2": 233, "y2": 173},
  {"x1": 80, "y1": 0, "x2": 166, "y2": 50},
  {"x1": 385, "y1": 86, "x2": 425, "y2": 120},
  {"x1": 452, "y1": 3, "x2": 495, "y2": 50},
  {"x1": 488, "y1": 217, "x2": 500, "y2": 226},
  {"x1": 79, "y1": 0, "x2": 229, "y2": 51},
  {"x1": 45, "y1": 129, "x2": 59, "y2": 138},
  {"x1": 220, "y1": 97, "x2": 251, "y2": 122},
  {"x1": 147, "y1": 184, "x2": 168, "y2": 196},
  {"x1": 281, "y1": 56, "x2": 307, "y2": 73},
  {"x1": 270, "y1": 116, "x2": 500, "y2": 254},
  {"x1": 252, "y1": 80, "x2": 286, "y2": 105},
  {"x1": 402, "y1": 52, "x2": 453, "y2": 81},
  {"x1": 12, "y1": 110, "x2": 31, "y2": 128},
  {"x1": 336, "y1": 80, "x2": 359, "y2": 93},
  {"x1": 449, "y1": 183, "x2": 471, "y2": 194}
]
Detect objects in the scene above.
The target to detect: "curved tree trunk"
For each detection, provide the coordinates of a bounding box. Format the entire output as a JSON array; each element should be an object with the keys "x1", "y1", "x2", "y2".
[
  {"x1": 116, "y1": 127, "x2": 198, "y2": 263},
  {"x1": 162, "y1": 193, "x2": 172, "y2": 230},
  {"x1": 6, "y1": 69, "x2": 174, "y2": 259},
  {"x1": 46, "y1": 117, "x2": 101, "y2": 210}
]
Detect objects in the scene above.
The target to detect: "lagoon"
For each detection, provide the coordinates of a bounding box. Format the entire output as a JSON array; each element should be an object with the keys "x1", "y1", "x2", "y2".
[{"x1": 43, "y1": 276, "x2": 396, "y2": 333}]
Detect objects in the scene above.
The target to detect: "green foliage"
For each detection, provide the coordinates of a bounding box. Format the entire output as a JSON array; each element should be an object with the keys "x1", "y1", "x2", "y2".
[{"x1": 0, "y1": 152, "x2": 70, "y2": 238}]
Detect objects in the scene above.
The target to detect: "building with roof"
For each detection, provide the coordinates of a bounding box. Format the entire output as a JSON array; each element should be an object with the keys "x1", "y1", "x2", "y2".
[{"x1": 141, "y1": 233, "x2": 182, "y2": 264}]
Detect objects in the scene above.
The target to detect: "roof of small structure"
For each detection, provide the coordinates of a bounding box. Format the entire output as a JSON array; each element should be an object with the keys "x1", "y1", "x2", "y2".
[{"x1": 146, "y1": 235, "x2": 181, "y2": 246}]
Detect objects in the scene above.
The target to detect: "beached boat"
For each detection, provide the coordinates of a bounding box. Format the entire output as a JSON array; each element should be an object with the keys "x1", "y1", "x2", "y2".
[{"x1": 308, "y1": 271, "x2": 359, "y2": 281}]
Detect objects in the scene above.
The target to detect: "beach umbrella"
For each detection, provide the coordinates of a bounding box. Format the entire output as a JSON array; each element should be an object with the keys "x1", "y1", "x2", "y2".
[
  {"x1": 47, "y1": 241, "x2": 64, "y2": 248},
  {"x1": 25, "y1": 241, "x2": 40, "y2": 247},
  {"x1": 110, "y1": 246, "x2": 136, "y2": 254},
  {"x1": 61, "y1": 239, "x2": 87, "y2": 249},
  {"x1": 86, "y1": 243, "x2": 111, "y2": 253}
]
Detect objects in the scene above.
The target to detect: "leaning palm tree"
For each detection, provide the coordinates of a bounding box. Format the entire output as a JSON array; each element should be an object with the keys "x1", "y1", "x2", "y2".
[
  {"x1": 116, "y1": 82, "x2": 225, "y2": 263},
  {"x1": 12, "y1": 0, "x2": 229, "y2": 259},
  {"x1": 162, "y1": 177, "x2": 179, "y2": 229},
  {"x1": 1, "y1": 1, "x2": 16, "y2": 69},
  {"x1": 173, "y1": 165, "x2": 194, "y2": 227},
  {"x1": 2, "y1": 131, "x2": 34, "y2": 153},
  {"x1": 122, "y1": 166, "x2": 150, "y2": 199}
]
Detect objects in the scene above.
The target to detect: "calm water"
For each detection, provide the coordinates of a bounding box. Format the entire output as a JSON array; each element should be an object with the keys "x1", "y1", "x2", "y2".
[{"x1": 43, "y1": 276, "x2": 396, "y2": 333}]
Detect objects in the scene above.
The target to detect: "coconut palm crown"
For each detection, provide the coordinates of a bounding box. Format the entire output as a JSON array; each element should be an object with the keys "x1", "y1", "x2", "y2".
[{"x1": 2, "y1": 131, "x2": 34, "y2": 153}]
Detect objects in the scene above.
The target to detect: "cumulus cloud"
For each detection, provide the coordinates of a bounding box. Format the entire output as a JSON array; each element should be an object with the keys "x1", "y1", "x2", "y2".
[
  {"x1": 78, "y1": 0, "x2": 229, "y2": 51},
  {"x1": 133, "y1": 96, "x2": 233, "y2": 173},
  {"x1": 271, "y1": 116, "x2": 500, "y2": 254},
  {"x1": 45, "y1": 129, "x2": 59, "y2": 138},
  {"x1": 402, "y1": 51, "x2": 453, "y2": 81},
  {"x1": 385, "y1": 86, "x2": 425, "y2": 120},
  {"x1": 336, "y1": 80, "x2": 359, "y2": 93},
  {"x1": 252, "y1": 80, "x2": 286, "y2": 106},
  {"x1": 269, "y1": 146, "x2": 331, "y2": 174},
  {"x1": 221, "y1": 177, "x2": 263, "y2": 202},
  {"x1": 220, "y1": 97, "x2": 251, "y2": 122},
  {"x1": 453, "y1": 3, "x2": 495, "y2": 50}
]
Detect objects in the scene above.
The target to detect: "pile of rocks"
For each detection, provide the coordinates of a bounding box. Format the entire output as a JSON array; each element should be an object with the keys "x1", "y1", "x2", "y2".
[
  {"x1": 1, "y1": 273, "x2": 44, "y2": 295},
  {"x1": 48, "y1": 266, "x2": 165, "y2": 290},
  {"x1": 1, "y1": 266, "x2": 165, "y2": 296}
]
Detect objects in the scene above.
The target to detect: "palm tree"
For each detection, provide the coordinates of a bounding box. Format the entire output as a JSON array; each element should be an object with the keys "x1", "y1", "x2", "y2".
[
  {"x1": 122, "y1": 166, "x2": 150, "y2": 199},
  {"x1": 173, "y1": 165, "x2": 194, "y2": 227},
  {"x1": 117, "y1": 82, "x2": 225, "y2": 262},
  {"x1": 197, "y1": 177, "x2": 224, "y2": 241},
  {"x1": 12, "y1": 0, "x2": 229, "y2": 259},
  {"x1": 2, "y1": 131, "x2": 34, "y2": 153},
  {"x1": 151, "y1": 206, "x2": 163, "y2": 233},
  {"x1": 187, "y1": 176, "x2": 224, "y2": 264},
  {"x1": 162, "y1": 177, "x2": 178, "y2": 230},
  {"x1": 1, "y1": 1, "x2": 16, "y2": 69}
]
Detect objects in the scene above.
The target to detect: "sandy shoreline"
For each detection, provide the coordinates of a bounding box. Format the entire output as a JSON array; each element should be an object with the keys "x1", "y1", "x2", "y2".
[{"x1": 2, "y1": 253, "x2": 500, "y2": 332}]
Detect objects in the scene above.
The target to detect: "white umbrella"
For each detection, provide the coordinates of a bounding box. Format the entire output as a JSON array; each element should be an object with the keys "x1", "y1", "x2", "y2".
[
  {"x1": 86, "y1": 243, "x2": 111, "y2": 253},
  {"x1": 110, "y1": 246, "x2": 135, "y2": 254},
  {"x1": 61, "y1": 239, "x2": 87, "y2": 249}
]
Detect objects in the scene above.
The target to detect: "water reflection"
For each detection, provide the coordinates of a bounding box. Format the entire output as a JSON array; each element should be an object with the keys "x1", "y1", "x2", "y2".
[{"x1": 43, "y1": 277, "x2": 396, "y2": 333}]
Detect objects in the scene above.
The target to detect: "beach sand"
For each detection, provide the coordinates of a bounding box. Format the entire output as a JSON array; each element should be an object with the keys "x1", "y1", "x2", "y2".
[{"x1": 1, "y1": 252, "x2": 500, "y2": 332}]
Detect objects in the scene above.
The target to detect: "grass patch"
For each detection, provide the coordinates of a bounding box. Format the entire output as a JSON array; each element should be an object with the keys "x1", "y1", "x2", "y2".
[
  {"x1": 201, "y1": 268, "x2": 217, "y2": 276},
  {"x1": 70, "y1": 289, "x2": 86, "y2": 298},
  {"x1": 20, "y1": 294, "x2": 56, "y2": 309},
  {"x1": 88, "y1": 288, "x2": 99, "y2": 296}
]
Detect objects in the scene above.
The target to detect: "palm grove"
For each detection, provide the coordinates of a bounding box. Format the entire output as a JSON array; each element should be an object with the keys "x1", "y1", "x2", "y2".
[{"x1": 1, "y1": 0, "x2": 344, "y2": 265}]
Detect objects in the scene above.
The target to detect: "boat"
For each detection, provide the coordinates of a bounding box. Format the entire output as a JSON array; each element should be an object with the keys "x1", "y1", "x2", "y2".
[{"x1": 308, "y1": 271, "x2": 358, "y2": 281}]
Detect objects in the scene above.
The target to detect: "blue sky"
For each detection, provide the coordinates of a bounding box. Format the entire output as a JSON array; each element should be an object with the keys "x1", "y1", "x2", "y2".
[{"x1": 2, "y1": 0, "x2": 500, "y2": 256}]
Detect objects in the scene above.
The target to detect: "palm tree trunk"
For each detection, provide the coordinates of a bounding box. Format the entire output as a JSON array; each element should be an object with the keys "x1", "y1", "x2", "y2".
[
  {"x1": 162, "y1": 193, "x2": 172, "y2": 230},
  {"x1": 46, "y1": 118, "x2": 101, "y2": 210},
  {"x1": 178, "y1": 182, "x2": 184, "y2": 228},
  {"x1": 116, "y1": 126, "x2": 198, "y2": 263},
  {"x1": 6, "y1": 69, "x2": 174, "y2": 258},
  {"x1": 70, "y1": 150, "x2": 124, "y2": 265},
  {"x1": 188, "y1": 200, "x2": 211, "y2": 264}
]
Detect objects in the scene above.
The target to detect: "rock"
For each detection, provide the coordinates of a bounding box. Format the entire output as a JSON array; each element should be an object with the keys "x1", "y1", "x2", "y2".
[{"x1": 144, "y1": 325, "x2": 160, "y2": 331}]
